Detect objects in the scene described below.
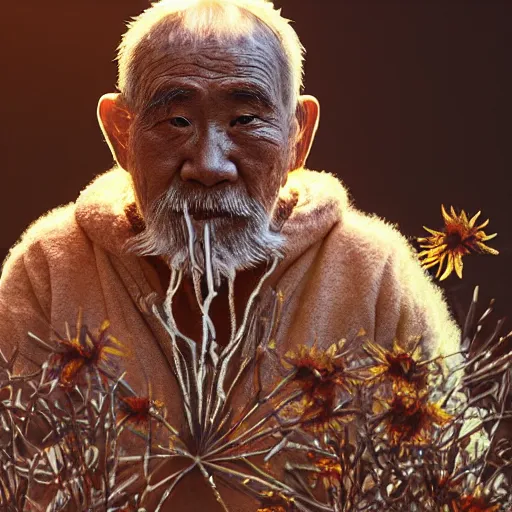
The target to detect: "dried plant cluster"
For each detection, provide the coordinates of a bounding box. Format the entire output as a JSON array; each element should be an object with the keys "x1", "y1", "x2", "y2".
[
  {"x1": 418, "y1": 206, "x2": 499, "y2": 281},
  {"x1": 1, "y1": 213, "x2": 511, "y2": 511}
]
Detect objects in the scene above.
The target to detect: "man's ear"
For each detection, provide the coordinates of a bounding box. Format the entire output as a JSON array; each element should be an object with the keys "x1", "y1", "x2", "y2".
[
  {"x1": 97, "y1": 93, "x2": 132, "y2": 170},
  {"x1": 290, "y1": 95, "x2": 320, "y2": 173}
]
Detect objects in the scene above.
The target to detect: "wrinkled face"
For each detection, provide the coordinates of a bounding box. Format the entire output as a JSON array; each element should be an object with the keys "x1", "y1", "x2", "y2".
[{"x1": 124, "y1": 27, "x2": 295, "y2": 277}]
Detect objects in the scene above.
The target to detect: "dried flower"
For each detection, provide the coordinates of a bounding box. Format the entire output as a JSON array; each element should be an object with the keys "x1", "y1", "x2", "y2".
[
  {"x1": 364, "y1": 338, "x2": 429, "y2": 391},
  {"x1": 281, "y1": 395, "x2": 356, "y2": 434},
  {"x1": 306, "y1": 452, "x2": 342, "y2": 489},
  {"x1": 2, "y1": 209, "x2": 511, "y2": 511},
  {"x1": 280, "y1": 341, "x2": 361, "y2": 436},
  {"x1": 451, "y1": 493, "x2": 500, "y2": 512},
  {"x1": 382, "y1": 395, "x2": 453, "y2": 446},
  {"x1": 418, "y1": 205, "x2": 498, "y2": 280},
  {"x1": 48, "y1": 310, "x2": 125, "y2": 385},
  {"x1": 284, "y1": 342, "x2": 342, "y2": 377},
  {"x1": 283, "y1": 340, "x2": 354, "y2": 400},
  {"x1": 118, "y1": 396, "x2": 164, "y2": 427}
]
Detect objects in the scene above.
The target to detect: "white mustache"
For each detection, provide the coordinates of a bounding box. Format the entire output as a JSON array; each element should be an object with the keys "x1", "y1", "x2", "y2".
[
  {"x1": 151, "y1": 185, "x2": 256, "y2": 219},
  {"x1": 124, "y1": 180, "x2": 285, "y2": 279}
]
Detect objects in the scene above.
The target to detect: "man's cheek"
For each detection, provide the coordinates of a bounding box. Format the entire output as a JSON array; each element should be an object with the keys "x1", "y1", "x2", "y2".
[{"x1": 132, "y1": 130, "x2": 171, "y2": 162}]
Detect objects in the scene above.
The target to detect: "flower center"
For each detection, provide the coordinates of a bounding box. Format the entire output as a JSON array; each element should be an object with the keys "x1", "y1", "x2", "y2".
[{"x1": 445, "y1": 231, "x2": 463, "y2": 249}]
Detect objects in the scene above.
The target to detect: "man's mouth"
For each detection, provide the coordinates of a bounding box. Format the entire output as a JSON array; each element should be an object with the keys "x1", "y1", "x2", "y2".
[{"x1": 190, "y1": 210, "x2": 231, "y2": 221}]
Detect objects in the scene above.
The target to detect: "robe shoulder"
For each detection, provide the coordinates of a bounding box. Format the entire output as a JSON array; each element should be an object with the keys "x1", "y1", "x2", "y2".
[
  {"x1": 316, "y1": 207, "x2": 461, "y2": 359},
  {"x1": 1, "y1": 202, "x2": 84, "y2": 276}
]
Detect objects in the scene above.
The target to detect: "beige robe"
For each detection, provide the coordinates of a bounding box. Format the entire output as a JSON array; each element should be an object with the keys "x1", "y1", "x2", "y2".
[{"x1": 0, "y1": 166, "x2": 460, "y2": 510}]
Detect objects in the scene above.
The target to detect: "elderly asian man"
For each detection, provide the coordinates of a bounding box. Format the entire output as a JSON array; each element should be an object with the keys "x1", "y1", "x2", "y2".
[{"x1": 0, "y1": 0, "x2": 460, "y2": 509}]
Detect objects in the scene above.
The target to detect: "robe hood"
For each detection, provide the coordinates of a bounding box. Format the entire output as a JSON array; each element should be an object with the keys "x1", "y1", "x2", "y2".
[{"x1": 74, "y1": 166, "x2": 350, "y2": 273}]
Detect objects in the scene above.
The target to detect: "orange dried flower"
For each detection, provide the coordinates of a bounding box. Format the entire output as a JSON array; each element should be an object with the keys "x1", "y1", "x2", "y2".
[
  {"x1": 418, "y1": 205, "x2": 498, "y2": 280},
  {"x1": 280, "y1": 393, "x2": 356, "y2": 435},
  {"x1": 281, "y1": 342, "x2": 361, "y2": 434},
  {"x1": 305, "y1": 453, "x2": 342, "y2": 490},
  {"x1": 119, "y1": 396, "x2": 164, "y2": 427},
  {"x1": 283, "y1": 340, "x2": 354, "y2": 400},
  {"x1": 451, "y1": 494, "x2": 500, "y2": 512},
  {"x1": 49, "y1": 310, "x2": 125, "y2": 386},
  {"x1": 307, "y1": 452, "x2": 342, "y2": 481},
  {"x1": 364, "y1": 338, "x2": 428, "y2": 391},
  {"x1": 383, "y1": 395, "x2": 453, "y2": 447}
]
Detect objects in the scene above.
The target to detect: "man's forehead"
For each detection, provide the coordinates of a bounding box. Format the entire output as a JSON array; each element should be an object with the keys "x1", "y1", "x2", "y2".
[{"x1": 131, "y1": 28, "x2": 285, "y2": 108}]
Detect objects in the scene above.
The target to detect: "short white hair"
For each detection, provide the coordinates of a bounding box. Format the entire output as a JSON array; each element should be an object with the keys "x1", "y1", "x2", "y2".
[{"x1": 117, "y1": 0, "x2": 305, "y2": 114}]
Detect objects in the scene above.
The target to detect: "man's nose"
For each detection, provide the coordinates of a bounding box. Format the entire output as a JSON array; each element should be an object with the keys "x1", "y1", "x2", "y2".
[{"x1": 180, "y1": 126, "x2": 238, "y2": 187}]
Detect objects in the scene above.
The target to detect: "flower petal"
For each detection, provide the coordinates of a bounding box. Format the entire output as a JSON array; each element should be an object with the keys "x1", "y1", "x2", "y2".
[
  {"x1": 422, "y1": 260, "x2": 441, "y2": 270},
  {"x1": 441, "y1": 205, "x2": 453, "y2": 224},
  {"x1": 475, "y1": 242, "x2": 499, "y2": 255},
  {"x1": 454, "y1": 254, "x2": 464, "y2": 279},
  {"x1": 423, "y1": 244, "x2": 448, "y2": 257},
  {"x1": 433, "y1": 254, "x2": 446, "y2": 278},
  {"x1": 468, "y1": 210, "x2": 481, "y2": 228},
  {"x1": 475, "y1": 218, "x2": 490, "y2": 230},
  {"x1": 420, "y1": 254, "x2": 443, "y2": 264},
  {"x1": 480, "y1": 232, "x2": 497, "y2": 241},
  {"x1": 422, "y1": 226, "x2": 444, "y2": 236},
  {"x1": 439, "y1": 253, "x2": 454, "y2": 281}
]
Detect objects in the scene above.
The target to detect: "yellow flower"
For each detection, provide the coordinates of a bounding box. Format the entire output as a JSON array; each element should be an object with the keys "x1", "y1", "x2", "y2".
[
  {"x1": 364, "y1": 338, "x2": 429, "y2": 392},
  {"x1": 383, "y1": 396, "x2": 453, "y2": 447},
  {"x1": 418, "y1": 205, "x2": 498, "y2": 280},
  {"x1": 118, "y1": 396, "x2": 165, "y2": 428},
  {"x1": 283, "y1": 340, "x2": 357, "y2": 398},
  {"x1": 49, "y1": 309, "x2": 125, "y2": 385},
  {"x1": 281, "y1": 395, "x2": 355, "y2": 434}
]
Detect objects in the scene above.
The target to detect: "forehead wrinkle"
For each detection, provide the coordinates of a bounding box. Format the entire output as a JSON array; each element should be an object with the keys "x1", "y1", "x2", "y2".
[
  {"x1": 143, "y1": 50, "x2": 278, "y2": 79},
  {"x1": 139, "y1": 67, "x2": 279, "y2": 111},
  {"x1": 131, "y1": 40, "x2": 283, "y2": 111},
  {"x1": 141, "y1": 76, "x2": 278, "y2": 116}
]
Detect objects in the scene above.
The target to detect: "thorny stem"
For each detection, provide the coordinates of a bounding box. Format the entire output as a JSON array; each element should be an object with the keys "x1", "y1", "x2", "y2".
[
  {"x1": 210, "y1": 256, "x2": 280, "y2": 423},
  {"x1": 205, "y1": 460, "x2": 334, "y2": 512},
  {"x1": 205, "y1": 389, "x2": 305, "y2": 459},
  {"x1": 208, "y1": 369, "x2": 298, "y2": 453},
  {"x1": 197, "y1": 460, "x2": 230, "y2": 512},
  {"x1": 154, "y1": 464, "x2": 196, "y2": 512},
  {"x1": 2, "y1": 208, "x2": 512, "y2": 512},
  {"x1": 198, "y1": 222, "x2": 218, "y2": 447}
]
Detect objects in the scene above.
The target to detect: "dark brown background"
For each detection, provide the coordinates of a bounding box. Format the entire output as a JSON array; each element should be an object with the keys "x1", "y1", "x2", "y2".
[{"x1": 1, "y1": 0, "x2": 510, "y2": 329}]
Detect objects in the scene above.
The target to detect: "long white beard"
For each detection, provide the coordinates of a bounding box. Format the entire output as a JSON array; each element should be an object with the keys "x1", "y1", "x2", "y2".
[{"x1": 123, "y1": 183, "x2": 285, "y2": 284}]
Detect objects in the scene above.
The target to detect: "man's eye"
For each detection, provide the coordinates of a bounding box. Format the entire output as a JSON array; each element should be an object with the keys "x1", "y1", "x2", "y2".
[
  {"x1": 231, "y1": 115, "x2": 257, "y2": 127},
  {"x1": 169, "y1": 116, "x2": 190, "y2": 128}
]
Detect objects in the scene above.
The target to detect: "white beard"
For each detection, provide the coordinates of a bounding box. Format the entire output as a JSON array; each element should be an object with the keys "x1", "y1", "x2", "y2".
[{"x1": 123, "y1": 183, "x2": 285, "y2": 284}]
